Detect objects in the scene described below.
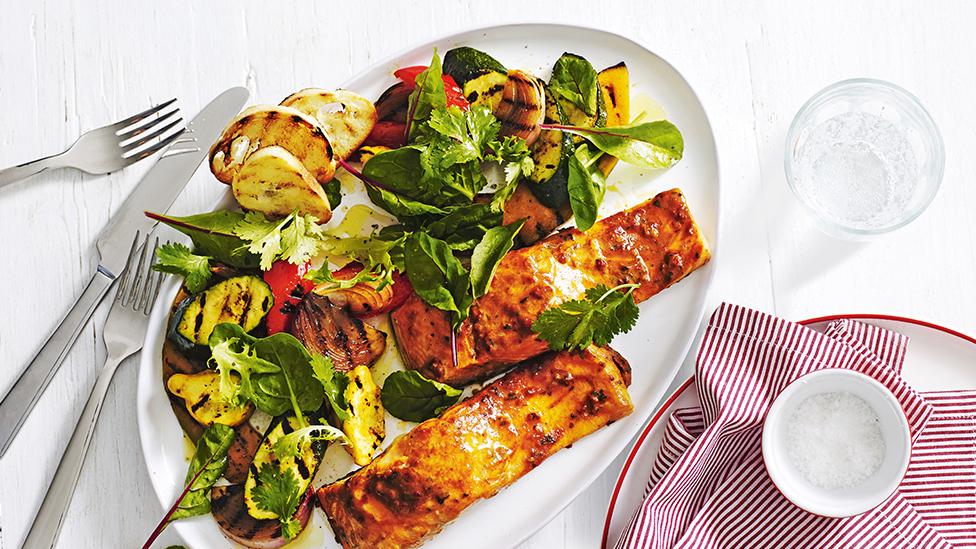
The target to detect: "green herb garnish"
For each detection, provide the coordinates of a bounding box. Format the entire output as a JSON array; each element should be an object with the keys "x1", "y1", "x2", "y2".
[
  {"x1": 235, "y1": 210, "x2": 326, "y2": 270},
  {"x1": 152, "y1": 242, "x2": 212, "y2": 293},
  {"x1": 531, "y1": 283, "x2": 640, "y2": 351},
  {"x1": 250, "y1": 462, "x2": 304, "y2": 540}
]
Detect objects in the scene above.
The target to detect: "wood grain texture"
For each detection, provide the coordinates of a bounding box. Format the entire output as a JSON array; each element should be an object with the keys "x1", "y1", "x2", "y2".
[{"x1": 1, "y1": 1, "x2": 974, "y2": 548}]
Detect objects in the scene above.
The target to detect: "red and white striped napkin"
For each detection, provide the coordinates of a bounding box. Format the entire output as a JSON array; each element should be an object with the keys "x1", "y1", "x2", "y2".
[{"x1": 614, "y1": 303, "x2": 976, "y2": 549}]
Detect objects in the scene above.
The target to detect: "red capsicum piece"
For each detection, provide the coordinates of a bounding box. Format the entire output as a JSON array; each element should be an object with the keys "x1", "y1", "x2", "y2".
[
  {"x1": 263, "y1": 260, "x2": 316, "y2": 335},
  {"x1": 393, "y1": 66, "x2": 471, "y2": 111},
  {"x1": 363, "y1": 66, "x2": 472, "y2": 149}
]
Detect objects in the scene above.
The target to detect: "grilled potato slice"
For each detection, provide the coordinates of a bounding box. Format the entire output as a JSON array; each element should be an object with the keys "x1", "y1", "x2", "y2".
[
  {"x1": 209, "y1": 104, "x2": 336, "y2": 185},
  {"x1": 279, "y1": 89, "x2": 377, "y2": 162},
  {"x1": 231, "y1": 145, "x2": 333, "y2": 222}
]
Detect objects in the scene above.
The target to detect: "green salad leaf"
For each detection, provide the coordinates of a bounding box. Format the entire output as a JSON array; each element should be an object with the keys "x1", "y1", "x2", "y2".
[
  {"x1": 380, "y1": 370, "x2": 463, "y2": 422},
  {"x1": 273, "y1": 423, "x2": 347, "y2": 462},
  {"x1": 146, "y1": 210, "x2": 260, "y2": 269},
  {"x1": 141, "y1": 423, "x2": 235, "y2": 549},
  {"x1": 405, "y1": 49, "x2": 447, "y2": 141},
  {"x1": 469, "y1": 219, "x2": 526, "y2": 298},
  {"x1": 567, "y1": 144, "x2": 608, "y2": 231},
  {"x1": 208, "y1": 323, "x2": 348, "y2": 424},
  {"x1": 550, "y1": 54, "x2": 600, "y2": 116},
  {"x1": 401, "y1": 232, "x2": 472, "y2": 327},
  {"x1": 353, "y1": 98, "x2": 532, "y2": 326},
  {"x1": 552, "y1": 119, "x2": 684, "y2": 169},
  {"x1": 311, "y1": 353, "x2": 351, "y2": 422},
  {"x1": 147, "y1": 208, "x2": 332, "y2": 273},
  {"x1": 172, "y1": 423, "x2": 235, "y2": 520}
]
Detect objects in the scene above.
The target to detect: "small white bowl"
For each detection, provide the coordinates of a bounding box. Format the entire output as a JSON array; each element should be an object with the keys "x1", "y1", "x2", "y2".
[{"x1": 762, "y1": 369, "x2": 911, "y2": 517}]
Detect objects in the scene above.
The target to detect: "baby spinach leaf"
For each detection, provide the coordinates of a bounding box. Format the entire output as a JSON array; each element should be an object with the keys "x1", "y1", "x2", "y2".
[
  {"x1": 402, "y1": 232, "x2": 472, "y2": 328},
  {"x1": 405, "y1": 50, "x2": 447, "y2": 142},
  {"x1": 322, "y1": 177, "x2": 343, "y2": 210},
  {"x1": 361, "y1": 147, "x2": 427, "y2": 198},
  {"x1": 146, "y1": 210, "x2": 260, "y2": 269},
  {"x1": 253, "y1": 333, "x2": 325, "y2": 417},
  {"x1": 554, "y1": 119, "x2": 684, "y2": 169},
  {"x1": 470, "y1": 219, "x2": 526, "y2": 298},
  {"x1": 208, "y1": 323, "x2": 328, "y2": 422},
  {"x1": 550, "y1": 54, "x2": 599, "y2": 116},
  {"x1": 567, "y1": 144, "x2": 608, "y2": 231},
  {"x1": 423, "y1": 201, "x2": 505, "y2": 251},
  {"x1": 380, "y1": 370, "x2": 462, "y2": 422}
]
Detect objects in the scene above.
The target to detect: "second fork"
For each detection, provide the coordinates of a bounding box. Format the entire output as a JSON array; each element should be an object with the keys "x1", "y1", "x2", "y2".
[
  {"x1": 0, "y1": 99, "x2": 183, "y2": 188},
  {"x1": 19, "y1": 234, "x2": 164, "y2": 549}
]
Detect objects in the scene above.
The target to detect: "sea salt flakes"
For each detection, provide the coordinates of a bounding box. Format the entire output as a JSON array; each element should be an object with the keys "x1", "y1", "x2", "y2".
[{"x1": 786, "y1": 391, "x2": 886, "y2": 490}]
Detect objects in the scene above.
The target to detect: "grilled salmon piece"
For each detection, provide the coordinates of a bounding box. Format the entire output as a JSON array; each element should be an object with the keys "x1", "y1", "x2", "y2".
[
  {"x1": 391, "y1": 188, "x2": 710, "y2": 386},
  {"x1": 317, "y1": 345, "x2": 632, "y2": 549}
]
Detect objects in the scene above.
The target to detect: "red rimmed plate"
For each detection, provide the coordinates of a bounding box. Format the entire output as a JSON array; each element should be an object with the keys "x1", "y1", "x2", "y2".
[{"x1": 601, "y1": 315, "x2": 976, "y2": 549}]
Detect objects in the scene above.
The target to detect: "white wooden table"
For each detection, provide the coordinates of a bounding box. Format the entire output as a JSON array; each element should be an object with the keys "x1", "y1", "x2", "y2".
[{"x1": 2, "y1": 1, "x2": 974, "y2": 548}]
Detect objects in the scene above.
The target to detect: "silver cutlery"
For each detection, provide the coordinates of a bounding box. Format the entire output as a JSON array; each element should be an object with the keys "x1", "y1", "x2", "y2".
[
  {"x1": 20, "y1": 234, "x2": 163, "y2": 549},
  {"x1": 0, "y1": 87, "x2": 249, "y2": 458},
  {"x1": 0, "y1": 99, "x2": 184, "y2": 188}
]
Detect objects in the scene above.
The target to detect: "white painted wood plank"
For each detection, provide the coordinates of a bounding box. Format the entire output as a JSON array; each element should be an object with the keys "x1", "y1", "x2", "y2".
[{"x1": 1, "y1": 1, "x2": 973, "y2": 548}]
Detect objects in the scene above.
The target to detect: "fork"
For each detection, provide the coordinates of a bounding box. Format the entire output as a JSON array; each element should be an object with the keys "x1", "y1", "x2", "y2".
[
  {"x1": 0, "y1": 99, "x2": 184, "y2": 188},
  {"x1": 20, "y1": 233, "x2": 163, "y2": 549}
]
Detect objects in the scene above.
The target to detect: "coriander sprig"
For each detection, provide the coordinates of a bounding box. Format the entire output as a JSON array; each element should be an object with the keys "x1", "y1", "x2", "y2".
[{"x1": 531, "y1": 283, "x2": 640, "y2": 352}]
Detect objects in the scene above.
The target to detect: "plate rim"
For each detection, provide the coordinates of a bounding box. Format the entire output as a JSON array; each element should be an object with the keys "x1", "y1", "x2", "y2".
[
  {"x1": 600, "y1": 313, "x2": 976, "y2": 549},
  {"x1": 138, "y1": 20, "x2": 721, "y2": 549}
]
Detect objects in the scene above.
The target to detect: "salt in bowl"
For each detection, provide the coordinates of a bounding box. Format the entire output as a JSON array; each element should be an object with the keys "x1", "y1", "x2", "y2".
[{"x1": 761, "y1": 368, "x2": 911, "y2": 517}]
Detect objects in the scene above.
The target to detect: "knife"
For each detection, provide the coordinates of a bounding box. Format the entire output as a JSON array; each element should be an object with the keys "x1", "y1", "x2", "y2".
[{"x1": 0, "y1": 87, "x2": 248, "y2": 458}]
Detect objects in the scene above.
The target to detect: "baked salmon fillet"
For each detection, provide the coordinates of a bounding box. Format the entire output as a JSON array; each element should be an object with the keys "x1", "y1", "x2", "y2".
[
  {"x1": 390, "y1": 188, "x2": 711, "y2": 386},
  {"x1": 317, "y1": 344, "x2": 633, "y2": 549}
]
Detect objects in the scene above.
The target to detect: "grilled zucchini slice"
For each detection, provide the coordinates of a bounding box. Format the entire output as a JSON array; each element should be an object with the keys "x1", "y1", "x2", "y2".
[
  {"x1": 341, "y1": 363, "x2": 385, "y2": 466},
  {"x1": 442, "y1": 46, "x2": 509, "y2": 111},
  {"x1": 527, "y1": 84, "x2": 574, "y2": 208},
  {"x1": 166, "y1": 369, "x2": 254, "y2": 427},
  {"x1": 245, "y1": 413, "x2": 327, "y2": 520},
  {"x1": 597, "y1": 62, "x2": 631, "y2": 176},
  {"x1": 167, "y1": 275, "x2": 274, "y2": 358}
]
